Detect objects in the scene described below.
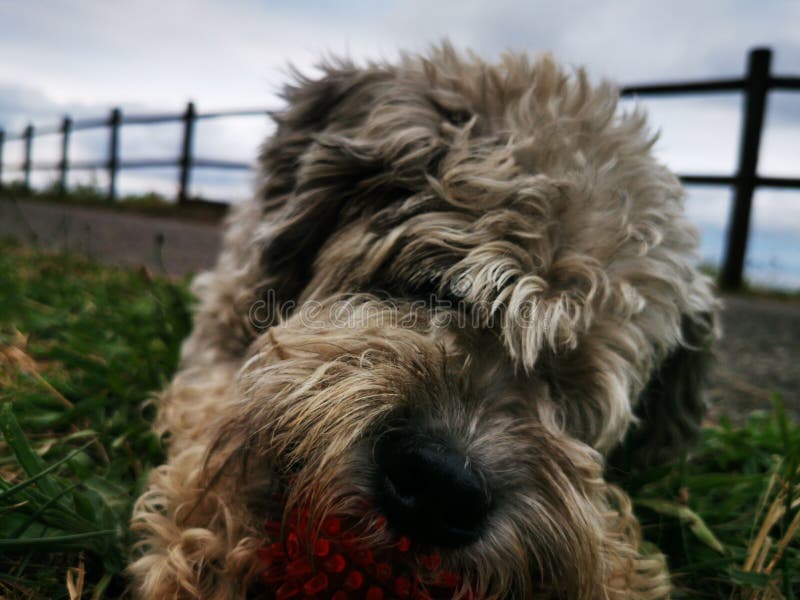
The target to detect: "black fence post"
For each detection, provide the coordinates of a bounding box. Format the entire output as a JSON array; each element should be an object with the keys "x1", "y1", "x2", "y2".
[
  {"x1": 108, "y1": 107, "x2": 121, "y2": 200},
  {"x1": 720, "y1": 48, "x2": 772, "y2": 291},
  {"x1": 0, "y1": 128, "x2": 4, "y2": 189},
  {"x1": 59, "y1": 116, "x2": 72, "y2": 195},
  {"x1": 23, "y1": 124, "x2": 34, "y2": 190},
  {"x1": 177, "y1": 101, "x2": 196, "y2": 204}
]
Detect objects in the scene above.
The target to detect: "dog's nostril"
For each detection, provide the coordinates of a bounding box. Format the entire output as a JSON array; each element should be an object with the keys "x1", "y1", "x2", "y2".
[{"x1": 374, "y1": 432, "x2": 491, "y2": 548}]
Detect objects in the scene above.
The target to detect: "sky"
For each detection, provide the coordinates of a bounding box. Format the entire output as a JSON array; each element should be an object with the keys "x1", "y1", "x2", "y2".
[{"x1": 0, "y1": 0, "x2": 798, "y2": 285}]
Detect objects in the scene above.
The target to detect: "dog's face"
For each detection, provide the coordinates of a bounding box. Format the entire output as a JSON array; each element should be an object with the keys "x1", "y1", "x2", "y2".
[
  {"x1": 200, "y1": 46, "x2": 716, "y2": 599},
  {"x1": 223, "y1": 299, "x2": 620, "y2": 598}
]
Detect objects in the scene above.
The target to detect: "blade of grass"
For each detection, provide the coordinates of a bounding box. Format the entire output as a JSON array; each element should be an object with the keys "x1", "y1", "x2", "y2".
[
  {"x1": 10, "y1": 482, "x2": 81, "y2": 537},
  {"x1": 66, "y1": 554, "x2": 85, "y2": 600},
  {"x1": 0, "y1": 530, "x2": 116, "y2": 550},
  {"x1": 765, "y1": 507, "x2": 800, "y2": 574},
  {"x1": 0, "y1": 403, "x2": 62, "y2": 498},
  {"x1": 637, "y1": 498, "x2": 725, "y2": 554},
  {"x1": 0, "y1": 440, "x2": 92, "y2": 503},
  {"x1": 90, "y1": 573, "x2": 113, "y2": 600}
]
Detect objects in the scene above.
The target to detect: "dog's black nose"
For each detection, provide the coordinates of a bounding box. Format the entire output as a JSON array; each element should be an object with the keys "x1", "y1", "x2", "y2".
[{"x1": 374, "y1": 432, "x2": 490, "y2": 547}]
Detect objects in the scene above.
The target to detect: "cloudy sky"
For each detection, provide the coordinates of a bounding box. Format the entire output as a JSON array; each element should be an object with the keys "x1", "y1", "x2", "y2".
[{"x1": 0, "y1": 0, "x2": 798, "y2": 284}]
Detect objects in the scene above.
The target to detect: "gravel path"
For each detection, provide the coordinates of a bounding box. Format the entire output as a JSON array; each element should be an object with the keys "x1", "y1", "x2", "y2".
[
  {"x1": 709, "y1": 294, "x2": 799, "y2": 422},
  {"x1": 1, "y1": 197, "x2": 797, "y2": 421},
  {"x1": 0, "y1": 198, "x2": 220, "y2": 276}
]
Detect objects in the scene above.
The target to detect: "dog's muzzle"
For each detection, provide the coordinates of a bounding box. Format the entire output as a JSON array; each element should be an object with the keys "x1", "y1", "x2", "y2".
[{"x1": 374, "y1": 431, "x2": 491, "y2": 548}]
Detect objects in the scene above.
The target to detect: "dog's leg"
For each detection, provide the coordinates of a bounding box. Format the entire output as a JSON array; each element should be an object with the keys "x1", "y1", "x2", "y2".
[
  {"x1": 129, "y1": 366, "x2": 262, "y2": 599},
  {"x1": 601, "y1": 485, "x2": 671, "y2": 599}
]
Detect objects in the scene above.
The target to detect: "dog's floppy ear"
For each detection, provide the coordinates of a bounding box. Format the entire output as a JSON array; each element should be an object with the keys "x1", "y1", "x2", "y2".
[
  {"x1": 179, "y1": 67, "x2": 395, "y2": 363},
  {"x1": 260, "y1": 65, "x2": 382, "y2": 202},
  {"x1": 258, "y1": 65, "x2": 443, "y2": 305},
  {"x1": 254, "y1": 66, "x2": 388, "y2": 304},
  {"x1": 609, "y1": 308, "x2": 718, "y2": 473}
]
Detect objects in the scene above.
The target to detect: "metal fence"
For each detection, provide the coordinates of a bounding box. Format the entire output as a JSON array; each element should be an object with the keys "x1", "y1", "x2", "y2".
[
  {"x1": 0, "y1": 103, "x2": 266, "y2": 204},
  {"x1": 0, "y1": 47, "x2": 798, "y2": 290},
  {"x1": 620, "y1": 47, "x2": 800, "y2": 290}
]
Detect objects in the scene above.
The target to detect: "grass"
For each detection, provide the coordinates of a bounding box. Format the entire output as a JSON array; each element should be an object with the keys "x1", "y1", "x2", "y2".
[
  {"x1": 0, "y1": 239, "x2": 192, "y2": 598},
  {"x1": 629, "y1": 407, "x2": 800, "y2": 598},
  {"x1": 699, "y1": 263, "x2": 800, "y2": 302},
  {"x1": 0, "y1": 238, "x2": 798, "y2": 599},
  {"x1": 0, "y1": 181, "x2": 228, "y2": 223}
]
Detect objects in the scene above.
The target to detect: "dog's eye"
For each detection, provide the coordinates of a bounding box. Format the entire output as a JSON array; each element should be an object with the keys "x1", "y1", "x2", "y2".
[
  {"x1": 429, "y1": 96, "x2": 473, "y2": 127},
  {"x1": 443, "y1": 108, "x2": 471, "y2": 126}
]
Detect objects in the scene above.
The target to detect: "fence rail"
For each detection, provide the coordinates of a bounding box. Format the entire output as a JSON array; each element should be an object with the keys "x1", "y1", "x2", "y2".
[
  {"x1": 620, "y1": 48, "x2": 800, "y2": 289},
  {"x1": 0, "y1": 47, "x2": 798, "y2": 290},
  {"x1": 0, "y1": 104, "x2": 266, "y2": 204}
]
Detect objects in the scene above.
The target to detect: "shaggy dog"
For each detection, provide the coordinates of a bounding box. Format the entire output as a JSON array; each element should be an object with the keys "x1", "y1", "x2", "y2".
[{"x1": 130, "y1": 45, "x2": 718, "y2": 599}]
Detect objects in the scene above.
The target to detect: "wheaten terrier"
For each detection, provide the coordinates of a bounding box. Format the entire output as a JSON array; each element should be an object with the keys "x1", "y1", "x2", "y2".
[{"x1": 130, "y1": 44, "x2": 718, "y2": 599}]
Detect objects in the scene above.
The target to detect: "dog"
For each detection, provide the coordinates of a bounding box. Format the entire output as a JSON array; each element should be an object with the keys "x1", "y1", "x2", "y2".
[{"x1": 129, "y1": 44, "x2": 718, "y2": 599}]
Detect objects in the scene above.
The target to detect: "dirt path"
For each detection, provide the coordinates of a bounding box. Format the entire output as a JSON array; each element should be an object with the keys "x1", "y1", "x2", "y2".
[
  {"x1": 1, "y1": 197, "x2": 797, "y2": 420},
  {"x1": 709, "y1": 294, "x2": 799, "y2": 422}
]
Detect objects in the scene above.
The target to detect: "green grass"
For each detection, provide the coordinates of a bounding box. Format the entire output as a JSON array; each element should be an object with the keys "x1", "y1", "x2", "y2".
[
  {"x1": 0, "y1": 181, "x2": 228, "y2": 222},
  {"x1": 0, "y1": 239, "x2": 192, "y2": 598},
  {"x1": 699, "y1": 263, "x2": 800, "y2": 301},
  {"x1": 0, "y1": 239, "x2": 798, "y2": 599},
  {"x1": 630, "y1": 406, "x2": 800, "y2": 598}
]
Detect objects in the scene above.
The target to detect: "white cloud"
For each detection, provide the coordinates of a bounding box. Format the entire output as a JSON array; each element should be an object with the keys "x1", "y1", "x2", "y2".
[
  {"x1": 2, "y1": 0, "x2": 799, "y2": 107},
  {"x1": 0, "y1": 0, "x2": 798, "y2": 261},
  {"x1": 752, "y1": 189, "x2": 800, "y2": 234},
  {"x1": 684, "y1": 187, "x2": 732, "y2": 229}
]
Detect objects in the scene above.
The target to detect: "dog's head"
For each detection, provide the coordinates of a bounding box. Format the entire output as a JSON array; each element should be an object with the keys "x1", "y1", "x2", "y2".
[{"x1": 207, "y1": 45, "x2": 716, "y2": 598}]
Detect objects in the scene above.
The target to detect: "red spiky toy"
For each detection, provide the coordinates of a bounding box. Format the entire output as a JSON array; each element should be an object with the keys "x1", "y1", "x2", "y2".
[{"x1": 257, "y1": 507, "x2": 472, "y2": 600}]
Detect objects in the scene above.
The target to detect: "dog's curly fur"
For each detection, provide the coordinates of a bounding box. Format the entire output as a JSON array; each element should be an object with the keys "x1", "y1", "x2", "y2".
[{"x1": 130, "y1": 44, "x2": 719, "y2": 599}]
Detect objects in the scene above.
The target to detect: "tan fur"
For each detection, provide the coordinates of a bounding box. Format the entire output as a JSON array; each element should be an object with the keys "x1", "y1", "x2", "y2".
[{"x1": 130, "y1": 44, "x2": 718, "y2": 599}]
